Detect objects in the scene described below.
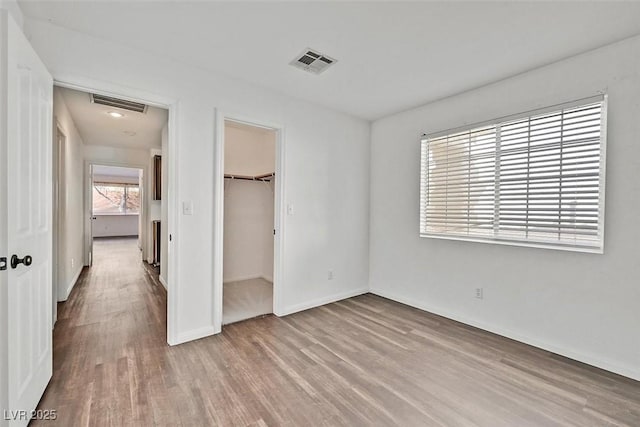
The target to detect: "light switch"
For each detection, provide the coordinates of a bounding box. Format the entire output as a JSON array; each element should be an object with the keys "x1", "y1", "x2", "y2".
[{"x1": 183, "y1": 201, "x2": 193, "y2": 215}]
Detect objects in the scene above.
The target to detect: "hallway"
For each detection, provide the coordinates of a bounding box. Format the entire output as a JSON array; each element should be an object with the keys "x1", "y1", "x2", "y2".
[{"x1": 36, "y1": 237, "x2": 167, "y2": 425}]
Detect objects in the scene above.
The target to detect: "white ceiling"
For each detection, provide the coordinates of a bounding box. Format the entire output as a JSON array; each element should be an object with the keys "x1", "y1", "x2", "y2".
[
  {"x1": 56, "y1": 86, "x2": 168, "y2": 149},
  {"x1": 24, "y1": 2, "x2": 640, "y2": 120}
]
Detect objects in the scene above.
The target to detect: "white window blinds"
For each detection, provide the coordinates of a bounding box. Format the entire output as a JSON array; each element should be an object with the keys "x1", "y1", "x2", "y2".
[{"x1": 420, "y1": 95, "x2": 606, "y2": 252}]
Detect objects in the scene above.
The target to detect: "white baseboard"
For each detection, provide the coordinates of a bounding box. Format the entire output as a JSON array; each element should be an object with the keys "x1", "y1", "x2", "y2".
[
  {"x1": 276, "y1": 287, "x2": 368, "y2": 317},
  {"x1": 159, "y1": 275, "x2": 167, "y2": 290},
  {"x1": 370, "y1": 287, "x2": 640, "y2": 382},
  {"x1": 171, "y1": 325, "x2": 216, "y2": 346},
  {"x1": 59, "y1": 265, "x2": 84, "y2": 302},
  {"x1": 223, "y1": 274, "x2": 267, "y2": 283}
]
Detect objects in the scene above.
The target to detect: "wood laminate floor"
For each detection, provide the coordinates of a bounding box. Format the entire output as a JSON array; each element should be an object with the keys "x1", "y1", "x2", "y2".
[{"x1": 35, "y1": 237, "x2": 640, "y2": 426}]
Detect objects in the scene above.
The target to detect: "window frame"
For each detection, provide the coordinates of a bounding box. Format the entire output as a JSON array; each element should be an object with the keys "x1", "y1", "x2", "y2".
[
  {"x1": 92, "y1": 181, "x2": 141, "y2": 216},
  {"x1": 419, "y1": 94, "x2": 608, "y2": 254}
]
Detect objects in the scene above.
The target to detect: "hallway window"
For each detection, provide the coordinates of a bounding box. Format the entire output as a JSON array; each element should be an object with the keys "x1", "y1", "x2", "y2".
[{"x1": 93, "y1": 183, "x2": 140, "y2": 215}]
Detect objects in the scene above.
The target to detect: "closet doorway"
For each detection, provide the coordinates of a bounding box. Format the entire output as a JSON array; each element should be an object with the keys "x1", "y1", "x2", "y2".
[{"x1": 222, "y1": 120, "x2": 277, "y2": 325}]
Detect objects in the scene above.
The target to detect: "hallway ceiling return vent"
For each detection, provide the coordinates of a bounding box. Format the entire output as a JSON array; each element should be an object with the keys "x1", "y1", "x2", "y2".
[
  {"x1": 289, "y1": 48, "x2": 337, "y2": 75},
  {"x1": 90, "y1": 93, "x2": 148, "y2": 114}
]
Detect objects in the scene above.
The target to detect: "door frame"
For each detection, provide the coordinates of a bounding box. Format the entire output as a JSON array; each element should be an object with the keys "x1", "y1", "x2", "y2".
[
  {"x1": 85, "y1": 161, "x2": 147, "y2": 262},
  {"x1": 213, "y1": 110, "x2": 286, "y2": 332},
  {"x1": 54, "y1": 78, "x2": 180, "y2": 345},
  {"x1": 52, "y1": 125, "x2": 66, "y2": 323}
]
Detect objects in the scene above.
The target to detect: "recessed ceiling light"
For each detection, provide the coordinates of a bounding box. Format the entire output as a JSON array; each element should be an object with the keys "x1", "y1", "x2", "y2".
[{"x1": 108, "y1": 111, "x2": 124, "y2": 118}]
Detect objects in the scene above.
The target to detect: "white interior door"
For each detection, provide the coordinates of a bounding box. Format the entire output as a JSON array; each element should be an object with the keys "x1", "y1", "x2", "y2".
[{"x1": 2, "y1": 12, "x2": 53, "y2": 426}]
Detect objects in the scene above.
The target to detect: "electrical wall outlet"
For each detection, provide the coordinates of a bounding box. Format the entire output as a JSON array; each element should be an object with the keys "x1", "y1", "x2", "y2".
[
  {"x1": 71, "y1": 258, "x2": 75, "y2": 269},
  {"x1": 328, "y1": 270, "x2": 334, "y2": 280},
  {"x1": 475, "y1": 288, "x2": 483, "y2": 299}
]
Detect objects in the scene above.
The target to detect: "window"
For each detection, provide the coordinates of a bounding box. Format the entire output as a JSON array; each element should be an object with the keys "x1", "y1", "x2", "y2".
[
  {"x1": 420, "y1": 95, "x2": 606, "y2": 253},
  {"x1": 92, "y1": 182, "x2": 140, "y2": 215}
]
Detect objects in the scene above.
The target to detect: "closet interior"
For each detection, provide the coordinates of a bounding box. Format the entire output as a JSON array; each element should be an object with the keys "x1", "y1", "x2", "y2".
[{"x1": 222, "y1": 120, "x2": 276, "y2": 325}]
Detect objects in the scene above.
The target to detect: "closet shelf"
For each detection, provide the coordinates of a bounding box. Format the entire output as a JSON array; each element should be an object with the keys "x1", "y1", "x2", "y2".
[{"x1": 224, "y1": 172, "x2": 274, "y2": 182}]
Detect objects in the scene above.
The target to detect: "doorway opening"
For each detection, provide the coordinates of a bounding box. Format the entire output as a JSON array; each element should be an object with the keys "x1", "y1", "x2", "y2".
[
  {"x1": 51, "y1": 84, "x2": 174, "y2": 339},
  {"x1": 91, "y1": 166, "x2": 142, "y2": 236},
  {"x1": 90, "y1": 164, "x2": 144, "y2": 266},
  {"x1": 52, "y1": 127, "x2": 66, "y2": 324},
  {"x1": 222, "y1": 119, "x2": 278, "y2": 325}
]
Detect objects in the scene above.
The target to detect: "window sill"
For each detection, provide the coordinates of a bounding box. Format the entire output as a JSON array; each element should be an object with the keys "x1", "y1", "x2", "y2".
[
  {"x1": 419, "y1": 233, "x2": 603, "y2": 254},
  {"x1": 93, "y1": 213, "x2": 140, "y2": 217}
]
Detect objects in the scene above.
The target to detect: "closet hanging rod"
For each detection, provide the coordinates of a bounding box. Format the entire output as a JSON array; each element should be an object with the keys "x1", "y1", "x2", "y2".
[{"x1": 224, "y1": 172, "x2": 275, "y2": 182}]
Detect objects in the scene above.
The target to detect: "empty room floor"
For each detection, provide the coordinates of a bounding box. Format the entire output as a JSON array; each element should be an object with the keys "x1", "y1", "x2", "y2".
[
  {"x1": 223, "y1": 277, "x2": 273, "y2": 325},
  {"x1": 35, "y1": 239, "x2": 640, "y2": 425}
]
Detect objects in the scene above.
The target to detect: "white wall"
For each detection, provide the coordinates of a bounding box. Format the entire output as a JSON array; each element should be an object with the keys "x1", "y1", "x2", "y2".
[
  {"x1": 223, "y1": 180, "x2": 274, "y2": 282},
  {"x1": 224, "y1": 123, "x2": 275, "y2": 176},
  {"x1": 25, "y1": 19, "x2": 371, "y2": 343},
  {"x1": 84, "y1": 145, "x2": 150, "y2": 166},
  {"x1": 53, "y1": 87, "x2": 85, "y2": 300},
  {"x1": 92, "y1": 215, "x2": 138, "y2": 238},
  {"x1": 369, "y1": 35, "x2": 640, "y2": 380},
  {"x1": 92, "y1": 173, "x2": 138, "y2": 184}
]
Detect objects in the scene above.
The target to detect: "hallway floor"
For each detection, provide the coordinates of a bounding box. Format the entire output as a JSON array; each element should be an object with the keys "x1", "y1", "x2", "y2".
[
  {"x1": 36, "y1": 237, "x2": 167, "y2": 426},
  {"x1": 35, "y1": 238, "x2": 640, "y2": 426}
]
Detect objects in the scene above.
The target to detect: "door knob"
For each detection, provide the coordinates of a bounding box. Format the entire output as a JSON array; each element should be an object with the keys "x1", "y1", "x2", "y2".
[{"x1": 11, "y1": 255, "x2": 32, "y2": 269}]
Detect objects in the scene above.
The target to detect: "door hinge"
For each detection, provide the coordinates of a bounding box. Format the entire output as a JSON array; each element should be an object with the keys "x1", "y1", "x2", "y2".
[
  {"x1": 0, "y1": 257, "x2": 6, "y2": 271},
  {"x1": 169, "y1": 234, "x2": 172, "y2": 242}
]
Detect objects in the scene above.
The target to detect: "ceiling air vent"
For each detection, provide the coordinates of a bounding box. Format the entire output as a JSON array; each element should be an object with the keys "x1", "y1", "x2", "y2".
[
  {"x1": 289, "y1": 48, "x2": 337, "y2": 75},
  {"x1": 90, "y1": 93, "x2": 148, "y2": 114}
]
